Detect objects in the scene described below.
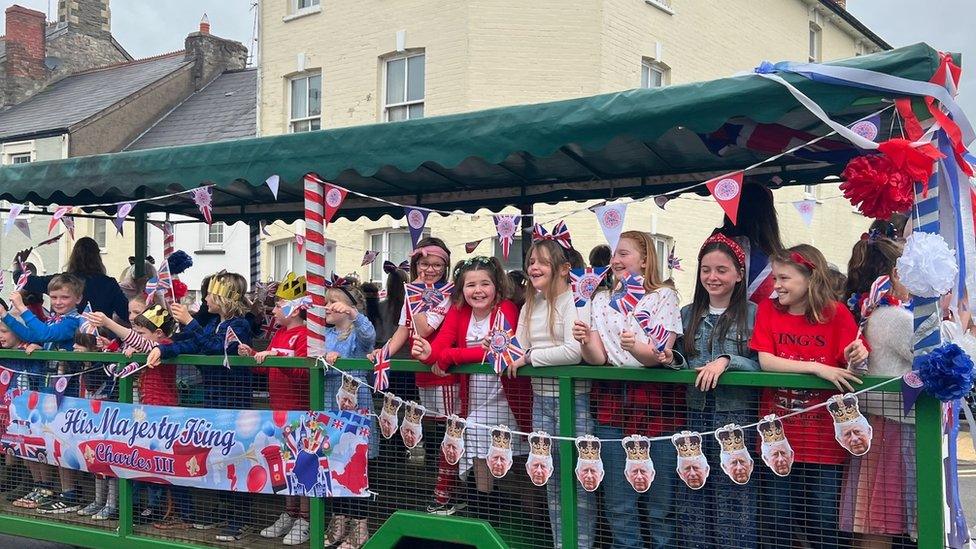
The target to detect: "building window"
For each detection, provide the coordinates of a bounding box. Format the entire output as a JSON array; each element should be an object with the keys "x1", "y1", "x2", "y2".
[
  {"x1": 641, "y1": 60, "x2": 669, "y2": 88},
  {"x1": 272, "y1": 238, "x2": 332, "y2": 280},
  {"x1": 384, "y1": 53, "x2": 425, "y2": 122},
  {"x1": 808, "y1": 22, "x2": 822, "y2": 62},
  {"x1": 9, "y1": 153, "x2": 31, "y2": 164},
  {"x1": 297, "y1": 0, "x2": 319, "y2": 9},
  {"x1": 650, "y1": 234, "x2": 673, "y2": 280},
  {"x1": 203, "y1": 223, "x2": 224, "y2": 249},
  {"x1": 290, "y1": 73, "x2": 322, "y2": 133},
  {"x1": 493, "y1": 237, "x2": 524, "y2": 272},
  {"x1": 369, "y1": 230, "x2": 417, "y2": 283},
  {"x1": 92, "y1": 219, "x2": 107, "y2": 249}
]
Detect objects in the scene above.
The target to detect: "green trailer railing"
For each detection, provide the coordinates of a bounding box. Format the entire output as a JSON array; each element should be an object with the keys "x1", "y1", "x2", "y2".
[{"x1": 0, "y1": 349, "x2": 945, "y2": 549}]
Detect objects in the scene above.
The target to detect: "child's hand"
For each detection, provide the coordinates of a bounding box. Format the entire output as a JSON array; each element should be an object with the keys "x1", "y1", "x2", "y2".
[
  {"x1": 656, "y1": 347, "x2": 674, "y2": 366},
  {"x1": 96, "y1": 336, "x2": 112, "y2": 350},
  {"x1": 411, "y1": 337, "x2": 432, "y2": 362},
  {"x1": 145, "y1": 348, "x2": 162, "y2": 370},
  {"x1": 123, "y1": 347, "x2": 137, "y2": 358},
  {"x1": 83, "y1": 311, "x2": 108, "y2": 327},
  {"x1": 695, "y1": 357, "x2": 730, "y2": 391},
  {"x1": 325, "y1": 351, "x2": 340, "y2": 366},
  {"x1": 844, "y1": 340, "x2": 869, "y2": 366},
  {"x1": 620, "y1": 330, "x2": 637, "y2": 351},
  {"x1": 23, "y1": 343, "x2": 41, "y2": 355},
  {"x1": 572, "y1": 320, "x2": 591, "y2": 343},
  {"x1": 326, "y1": 302, "x2": 356, "y2": 319},
  {"x1": 506, "y1": 356, "x2": 526, "y2": 378},
  {"x1": 253, "y1": 350, "x2": 274, "y2": 364},
  {"x1": 170, "y1": 303, "x2": 192, "y2": 325},
  {"x1": 431, "y1": 363, "x2": 449, "y2": 377},
  {"x1": 238, "y1": 344, "x2": 254, "y2": 357},
  {"x1": 9, "y1": 292, "x2": 25, "y2": 312},
  {"x1": 814, "y1": 364, "x2": 861, "y2": 393}
]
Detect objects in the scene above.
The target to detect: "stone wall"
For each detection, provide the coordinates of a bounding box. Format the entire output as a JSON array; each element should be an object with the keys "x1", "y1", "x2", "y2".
[{"x1": 185, "y1": 32, "x2": 248, "y2": 90}]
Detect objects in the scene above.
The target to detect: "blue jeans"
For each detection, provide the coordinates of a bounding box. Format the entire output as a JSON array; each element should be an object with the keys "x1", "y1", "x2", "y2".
[
  {"x1": 533, "y1": 393, "x2": 595, "y2": 549},
  {"x1": 679, "y1": 408, "x2": 758, "y2": 548},
  {"x1": 595, "y1": 424, "x2": 676, "y2": 549},
  {"x1": 762, "y1": 463, "x2": 850, "y2": 549}
]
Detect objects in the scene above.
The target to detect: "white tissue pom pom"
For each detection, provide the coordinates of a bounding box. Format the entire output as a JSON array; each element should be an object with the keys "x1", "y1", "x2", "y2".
[{"x1": 896, "y1": 232, "x2": 957, "y2": 298}]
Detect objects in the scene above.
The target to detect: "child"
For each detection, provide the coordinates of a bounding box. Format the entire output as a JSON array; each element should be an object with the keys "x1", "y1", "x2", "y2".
[
  {"x1": 239, "y1": 274, "x2": 311, "y2": 546},
  {"x1": 321, "y1": 279, "x2": 376, "y2": 549},
  {"x1": 146, "y1": 271, "x2": 253, "y2": 542},
  {"x1": 749, "y1": 244, "x2": 868, "y2": 548},
  {"x1": 840, "y1": 237, "x2": 916, "y2": 545},
  {"x1": 411, "y1": 257, "x2": 533, "y2": 514},
  {"x1": 573, "y1": 230, "x2": 682, "y2": 549},
  {"x1": 665, "y1": 234, "x2": 759, "y2": 547},
  {"x1": 510, "y1": 238, "x2": 591, "y2": 549}
]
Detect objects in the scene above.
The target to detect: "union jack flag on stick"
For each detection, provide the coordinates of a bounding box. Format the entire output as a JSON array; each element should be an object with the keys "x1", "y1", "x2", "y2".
[
  {"x1": 80, "y1": 303, "x2": 99, "y2": 336},
  {"x1": 405, "y1": 282, "x2": 453, "y2": 318},
  {"x1": 634, "y1": 310, "x2": 671, "y2": 352},
  {"x1": 372, "y1": 343, "x2": 392, "y2": 392},
  {"x1": 609, "y1": 275, "x2": 646, "y2": 316},
  {"x1": 223, "y1": 327, "x2": 241, "y2": 369},
  {"x1": 484, "y1": 313, "x2": 525, "y2": 375}
]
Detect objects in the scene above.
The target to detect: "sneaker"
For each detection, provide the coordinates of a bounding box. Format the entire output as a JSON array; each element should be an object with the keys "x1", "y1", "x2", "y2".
[
  {"x1": 324, "y1": 515, "x2": 348, "y2": 548},
  {"x1": 215, "y1": 526, "x2": 245, "y2": 542},
  {"x1": 37, "y1": 494, "x2": 82, "y2": 514},
  {"x1": 91, "y1": 506, "x2": 118, "y2": 521},
  {"x1": 12, "y1": 488, "x2": 41, "y2": 508},
  {"x1": 31, "y1": 490, "x2": 58, "y2": 510},
  {"x1": 426, "y1": 501, "x2": 457, "y2": 516},
  {"x1": 78, "y1": 501, "x2": 104, "y2": 516},
  {"x1": 260, "y1": 512, "x2": 294, "y2": 538},
  {"x1": 282, "y1": 518, "x2": 309, "y2": 545},
  {"x1": 338, "y1": 519, "x2": 368, "y2": 549},
  {"x1": 134, "y1": 507, "x2": 155, "y2": 524}
]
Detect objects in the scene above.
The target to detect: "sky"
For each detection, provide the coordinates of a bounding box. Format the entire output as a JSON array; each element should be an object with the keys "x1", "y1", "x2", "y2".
[{"x1": 0, "y1": 0, "x2": 971, "y2": 113}]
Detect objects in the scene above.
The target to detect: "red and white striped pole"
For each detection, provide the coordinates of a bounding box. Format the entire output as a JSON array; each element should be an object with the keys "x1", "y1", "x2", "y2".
[
  {"x1": 163, "y1": 219, "x2": 175, "y2": 259},
  {"x1": 304, "y1": 174, "x2": 327, "y2": 357}
]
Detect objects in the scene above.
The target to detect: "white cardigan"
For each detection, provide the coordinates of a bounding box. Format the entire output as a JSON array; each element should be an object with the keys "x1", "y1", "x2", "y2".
[{"x1": 516, "y1": 289, "x2": 588, "y2": 397}]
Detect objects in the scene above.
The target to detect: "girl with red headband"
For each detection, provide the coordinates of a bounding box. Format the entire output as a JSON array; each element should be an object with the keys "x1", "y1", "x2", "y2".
[{"x1": 748, "y1": 244, "x2": 868, "y2": 548}]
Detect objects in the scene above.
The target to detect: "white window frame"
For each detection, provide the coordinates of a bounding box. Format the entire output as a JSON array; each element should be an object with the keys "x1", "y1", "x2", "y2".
[
  {"x1": 92, "y1": 219, "x2": 108, "y2": 250},
  {"x1": 288, "y1": 72, "x2": 322, "y2": 133},
  {"x1": 201, "y1": 223, "x2": 225, "y2": 250},
  {"x1": 2, "y1": 140, "x2": 34, "y2": 165},
  {"x1": 641, "y1": 59, "x2": 670, "y2": 89},
  {"x1": 383, "y1": 52, "x2": 425, "y2": 122},
  {"x1": 272, "y1": 237, "x2": 332, "y2": 280},
  {"x1": 368, "y1": 229, "x2": 426, "y2": 283},
  {"x1": 284, "y1": 0, "x2": 321, "y2": 20},
  {"x1": 808, "y1": 21, "x2": 822, "y2": 63},
  {"x1": 650, "y1": 234, "x2": 674, "y2": 280}
]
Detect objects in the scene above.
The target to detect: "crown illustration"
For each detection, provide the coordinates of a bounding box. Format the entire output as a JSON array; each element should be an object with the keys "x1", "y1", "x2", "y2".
[
  {"x1": 446, "y1": 415, "x2": 466, "y2": 438},
  {"x1": 491, "y1": 426, "x2": 512, "y2": 450},
  {"x1": 340, "y1": 374, "x2": 360, "y2": 395},
  {"x1": 404, "y1": 401, "x2": 425, "y2": 423},
  {"x1": 575, "y1": 435, "x2": 601, "y2": 461},
  {"x1": 672, "y1": 431, "x2": 704, "y2": 458},
  {"x1": 140, "y1": 304, "x2": 171, "y2": 329},
  {"x1": 529, "y1": 431, "x2": 552, "y2": 456},
  {"x1": 276, "y1": 272, "x2": 307, "y2": 300},
  {"x1": 757, "y1": 415, "x2": 786, "y2": 443},
  {"x1": 715, "y1": 424, "x2": 747, "y2": 453},
  {"x1": 827, "y1": 394, "x2": 863, "y2": 424},
  {"x1": 623, "y1": 435, "x2": 650, "y2": 461},
  {"x1": 382, "y1": 394, "x2": 401, "y2": 415},
  {"x1": 208, "y1": 272, "x2": 241, "y2": 300}
]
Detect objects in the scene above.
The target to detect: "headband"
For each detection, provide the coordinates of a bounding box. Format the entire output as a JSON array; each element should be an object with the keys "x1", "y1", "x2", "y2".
[
  {"x1": 410, "y1": 246, "x2": 449, "y2": 262},
  {"x1": 701, "y1": 233, "x2": 746, "y2": 267},
  {"x1": 323, "y1": 273, "x2": 358, "y2": 305},
  {"x1": 452, "y1": 256, "x2": 494, "y2": 278},
  {"x1": 789, "y1": 251, "x2": 817, "y2": 272},
  {"x1": 531, "y1": 221, "x2": 573, "y2": 249}
]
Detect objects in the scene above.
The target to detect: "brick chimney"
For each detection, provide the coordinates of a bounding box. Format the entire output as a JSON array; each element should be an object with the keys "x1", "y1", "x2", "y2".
[
  {"x1": 199, "y1": 13, "x2": 210, "y2": 35},
  {"x1": 184, "y1": 17, "x2": 248, "y2": 90},
  {"x1": 4, "y1": 5, "x2": 47, "y2": 81}
]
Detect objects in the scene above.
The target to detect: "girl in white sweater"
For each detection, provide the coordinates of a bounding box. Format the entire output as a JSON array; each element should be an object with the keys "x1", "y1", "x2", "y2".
[{"x1": 510, "y1": 238, "x2": 593, "y2": 549}]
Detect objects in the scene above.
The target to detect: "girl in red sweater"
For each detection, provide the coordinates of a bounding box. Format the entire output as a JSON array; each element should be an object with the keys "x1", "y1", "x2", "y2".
[{"x1": 412, "y1": 257, "x2": 533, "y2": 515}]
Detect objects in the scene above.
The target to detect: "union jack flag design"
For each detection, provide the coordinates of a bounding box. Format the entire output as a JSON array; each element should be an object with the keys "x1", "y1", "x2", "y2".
[
  {"x1": 634, "y1": 310, "x2": 671, "y2": 352},
  {"x1": 80, "y1": 302, "x2": 98, "y2": 335},
  {"x1": 15, "y1": 258, "x2": 31, "y2": 291},
  {"x1": 744, "y1": 242, "x2": 776, "y2": 304},
  {"x1": 570, "y1": 266, "x2": 609, "y2": 307},
  {"x1": 405, "y1": 282, "x2": 453, "y2": 318},
  {"x1": 485, "y1": 314, "x2": 525, "y2": 375},
  {"x1": 861, "y1": 275, "x2": 893, "y2": 320},
  {"x1": 609, "y1": 275, "x2": 646, "y2": 315},
  {"x1": 372, "y1": 343, "x2": 391, "y2": 392},
  {"x1": 223, "y1": 327, "x2": 241, "y2": 369},
  {"x1": 531, "y1": 220, "x2": 573, "y2": 249},
  {"x1": 156, "y1": 257, "x2": 174, "y2": 304}
]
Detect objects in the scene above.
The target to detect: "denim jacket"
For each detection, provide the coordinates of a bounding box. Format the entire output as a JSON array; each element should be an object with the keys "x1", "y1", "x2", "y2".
[{"x1": 672, "y1": 302, "x2": 759, "y2": 412}]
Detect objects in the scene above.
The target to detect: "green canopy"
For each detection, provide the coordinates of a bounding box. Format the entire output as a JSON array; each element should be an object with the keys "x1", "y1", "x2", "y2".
[{"x1": 0, "y1": 43, "x2": 945, "y2": 223}]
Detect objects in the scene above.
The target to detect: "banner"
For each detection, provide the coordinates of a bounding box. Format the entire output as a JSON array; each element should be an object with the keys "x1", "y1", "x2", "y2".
[
  {"x1": 1, "y1": 391, "x2": 370, "y2": 497},
  {"x1": 404, "y1": 207, "x2": 430, "y2": 248}
]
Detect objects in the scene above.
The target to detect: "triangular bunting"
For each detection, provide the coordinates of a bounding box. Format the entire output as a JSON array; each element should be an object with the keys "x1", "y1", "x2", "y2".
[
  {"x1": 404, "y1": 207, "x2": 430, "y2": 248},
  {"x1": 266, "y1": 175, "x2": 280, "y2": 200},
  {"x1": 792, "y1": 199, "x2": 816, "y2": 227},
  {"x1": 705, "y1": 171, "x2": 744, "y2": 225},
  {"x1": 592, "y1": 203, "x2": 627, "y2": 251},
  {"x1": 323, "y1": 183, "x2": 348, "y2": 225}
]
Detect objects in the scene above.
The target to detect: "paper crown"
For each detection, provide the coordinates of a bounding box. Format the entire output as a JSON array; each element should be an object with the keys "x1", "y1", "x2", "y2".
[
  {"x1": 382, "y1": 394, "x2": 401, "y2": 415},
  {"x1": 140, "y1": 304, "x2": 171, "y2": 330},
  {"x1": 491, "y1": 426, "x2": 512, "y2": 450},
  {"x1": 276, "y1": 272, "x2": 307, "y2": 300},
  {"x1": 446, "y1": 415, "x2": 466, "y2": 438},
  {"x1": 672, "y1": 431, "x2": 704, "y2": 458},
  {"x1": 340, "y1": 374, "x2": 359, "y2": 394},
  {"x1": 208, "y1": 272, "x2": 241, "y2": 300},
  {"x1": 827, "y1": 394, "x2": 863, "y2": 424},
  {"x1": 404, "y1": 401, "x2": 425, "y2": 423},
  {"x1": 528, "y1": 432, "x2": 552, "y2": 456},
  {"x1": 623, "y1": 435, "x2": 650, "y2": 461},
  {"x1": 576, "y1": 435, "x2": 601, "y2": 461},
  {"x1": 757, "y1": 415, "x2": 786, "y2": 443},
  {"x1": 715, "y1": 424, "x2": 747, "y2": 453}
]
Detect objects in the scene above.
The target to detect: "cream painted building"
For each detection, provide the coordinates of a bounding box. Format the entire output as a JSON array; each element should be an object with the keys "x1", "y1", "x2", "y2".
[{"x1": 257, "y1": 0, "x2": 888, "y2": 295}]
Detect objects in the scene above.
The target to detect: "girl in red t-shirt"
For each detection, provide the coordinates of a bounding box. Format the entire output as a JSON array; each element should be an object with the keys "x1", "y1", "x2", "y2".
[{"x1": 749, "y1": 244, "x2": 868, "y2": 548}]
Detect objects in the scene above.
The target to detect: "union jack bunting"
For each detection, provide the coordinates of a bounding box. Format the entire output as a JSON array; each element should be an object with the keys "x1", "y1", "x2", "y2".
[
  {"x1": 80, "y1": 303, "x2": 99, "y2": 336},
  {"x1": 485, "y1": 313, "x2": 525, "y2": 375},
  {"x1": 570, "y1": 266, "x2": 609, "y2": 307},
  {"x1": 223, "y1": 327, "x2": 241, "y2": 369},
  {"x1": 405, "y1": 282, "x2": 454, "y2": 318},
  {"x1": 493, "y1": 214, "x2": 520, "y2": 260},
  {"x1": 635, "y1": 310, "x2": 671, "y2": 352},
  {"x1": 372, "y1": 343, "x2": 391, "y2": 392},
  {"x1": 531, "y1": 220, "x2": 572, "y2": 249},
  {"x1": 609, "y1": 275, "x2": 646, "y2": 315}
]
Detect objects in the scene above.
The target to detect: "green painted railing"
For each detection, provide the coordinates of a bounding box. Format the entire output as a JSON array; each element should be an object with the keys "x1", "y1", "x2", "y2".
[{"x1": 0, "y1": 349, "x2": 946, "y2": 549}]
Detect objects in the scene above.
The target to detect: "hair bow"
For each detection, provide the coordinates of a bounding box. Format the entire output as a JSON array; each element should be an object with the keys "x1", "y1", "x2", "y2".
[
  {"x1": 383, "y1": 260, "x2": 398, "y2": 274},
  {"x1": 323, "y1": 273, "x2": 350, "y2": 288},
  {"x1": 398, "y1": 260, "x2": 410, "y2": 271},
  {"x1": 531, "y1": 221, "x2": 572, "y2": 249},
  {"x1": 860, "y1": 228, "x2": 884, "y2": 242},
  {"x1": 789, "y1": 251, "x2": 817, "y2": 272}
]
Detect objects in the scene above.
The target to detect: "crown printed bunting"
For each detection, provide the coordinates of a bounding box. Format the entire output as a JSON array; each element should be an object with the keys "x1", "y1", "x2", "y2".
[
  {"x1": 341, "y1": 374, "x2": 361, "y2": 395},
  {"x1": 276, "y1": 272, "x2": 307, "y2": 300},
  {"x1": 715, "y1": 423, "x2": 754, "y2": 485},
  {"x1": 491, "y1": 426, "x2": 513, "y2": 450},
  {"x1": 445, "y1": 415, "x2": 466, "y2": 439},
  {"x1": 382, "y1": 393, "x2": 400, "y2": 416},
  {"x1": 623, "y1": 435, "x2": 651, "y2": 461},
  {"x1": 493, "y1": 214, "x2": 520, "y2": 260},
  {"x1": 757, "y1": 415, "x2": 786, "y2": 443},
  {"x1": 529, "y1": 432, "x2": 552, "y2": 456},
  {"x1": 672, "y1": 431, "x2": 704, "y2": 458},
  {"x1": 441, "y1": 415, "x2": 467, "y2": 466},
  {"x1": 403, "y1": 401, "x2": 425, "y2": 424},
  {"x1": 570, "y1": 266, "x2": 609, "y2": 308},
  {"x1": 379, "y1": 393, "x2": 402, "y2": 440},
  {"x1": 715, "y1": 424, "x2": 747, "y2": 453},
  {"x1": 827, "y1": 393, "x2": 863, "y2": 424},
  {"x1": 576, "y1": 436, "x2": 602, "y2": 460}
]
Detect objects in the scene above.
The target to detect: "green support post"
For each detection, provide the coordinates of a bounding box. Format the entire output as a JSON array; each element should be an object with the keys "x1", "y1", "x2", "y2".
[
  {"x1": 118, "y1": 364, "x2": 134, "y2": 539},
  {"x1": 558, "y1": 377, "x2": 578, "y2": 549},
  {"x1": 308, "y1": 362, "x2": 326, "y2": 547},
  {"x1": 914, "y1": 394, "x2": 946, "y2": 549}
]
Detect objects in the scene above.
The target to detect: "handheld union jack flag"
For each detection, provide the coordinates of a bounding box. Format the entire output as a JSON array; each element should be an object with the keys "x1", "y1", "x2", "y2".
[
  {"x1": 667, "y1": 247, "x2": 682, "y2": 272},
  {"x1": 634, "y1": 310, "x2": 672, "y2": 352},
  {"x1": 531, "y1": 220, "x2": 573, "y2": 249},
  {"x1": 570, "y1": 266, "x2": 609, "y2": 308},
  {"x1": 223, "y1": 327, "x2": 241, "y2": 369},
  {"x1": 15, "y1": 258, "x2": 31, "y2": 291},
  {"x1": 156, "y1": 257, "x2": 174, "y2": 304},
  {"x1": 405, "y1": 282, "x2": 454, "y2": 318},
  {"x1": 485, "y1": 314, "x2": 525, "y2": 375},
  {"x1": 609, "y1": 275, "x2": 646, "y2": 315},
  {"x1": 80, "y1": 302, "x2": 99, "y2": 336},
  {"x1": 860, "y1": 275, "x2": 893, "y2": 320},
  {"x1": 372, "y1": 343, "x2": 391, "y2": 392}
]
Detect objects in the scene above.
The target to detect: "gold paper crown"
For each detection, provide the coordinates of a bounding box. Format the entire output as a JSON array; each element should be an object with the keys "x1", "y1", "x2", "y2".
[
  {"x1": 382, "y1": 394, "x2": 401, "y2": 415},
  {"x1": 276, "y1": 272, "x2": 307, "y2": 300},
  {"x1": 404, "y1": 401, "x2": 425, "y2": 423},
  {"x1": 827, "y1": 394, "x2": 862, "y2": 424},
  {"x1": 446, "y1": 415, "x2": 465, "y2": 438},
  {"x1": 491, "y1": 426, "x2": 512, "y2": 450},
  {"x1": 758, "y1": 416, "x2": 786, "y2": 443},
  {"x1": 341, "y1": 375, "x2": 360, "y2": 394},
  {"x1": 715, "y1": 424, "x2": 746, "y2": 453},
  {"x1": 529, "y1": 432, "x2": 552, "y2": 456},
  {"x1": 672, "y1": 431, "x2": 704, "y2": 458},
  {"x1": 576, "y1": 436, "x2": 601, "y2": 460},
  {"x1": 140, "y1": 305, "x2": 171, "y2": 329},
  {"x1": 208, "y1": 272, "x2": 242, "y2": 300},
  {"x1": 623, "y1": 435, "x2": 650, "y2": 461}
]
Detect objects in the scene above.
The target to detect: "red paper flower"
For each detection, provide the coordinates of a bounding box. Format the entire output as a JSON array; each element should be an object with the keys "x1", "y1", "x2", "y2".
[
  {"x1": 840, "y1": 154, "x2": 915, "y2": 220},
  {"x1": 172, "y1": 279, "x2": 188, "y2": 301}
]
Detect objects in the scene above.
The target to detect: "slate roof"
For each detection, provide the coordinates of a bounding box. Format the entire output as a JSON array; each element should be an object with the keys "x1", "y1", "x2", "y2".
[
  {"x1": 127, "y1": 68, "x2": 256, "y2": 150},
  {"x1": 0, "y1": 52, "x2": 190, "y2": 141}
]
